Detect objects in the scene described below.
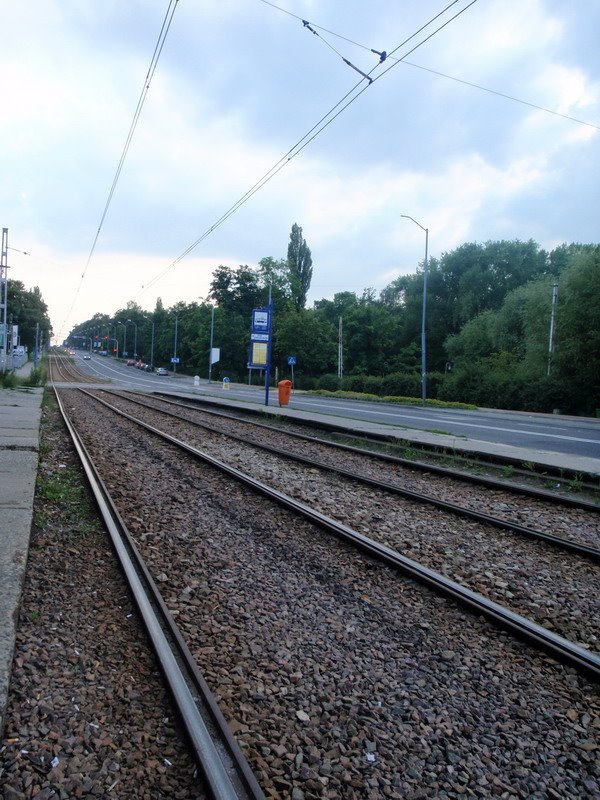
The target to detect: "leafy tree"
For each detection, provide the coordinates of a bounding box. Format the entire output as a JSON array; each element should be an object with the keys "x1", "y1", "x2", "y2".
[
  {"x1": 258, "y1": 257, "x2": 291, "y2": 311},
  {"x1": 287, "y1": 223, "x2": 313, "y2": 311},
  {"x1": 553, "y1": 247, "x2": 600, "y2": 414},
  {"x1": 274, "y1": 309, "x2": 336, "y2": 378},
  {"x1": 7, "y1": 281, "x2": 52, "y2": 351}
]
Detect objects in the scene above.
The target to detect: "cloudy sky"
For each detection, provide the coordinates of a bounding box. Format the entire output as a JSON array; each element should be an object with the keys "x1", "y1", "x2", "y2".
[{"x1": 1, "y1": 0, "x2": 598, "y2": 343}]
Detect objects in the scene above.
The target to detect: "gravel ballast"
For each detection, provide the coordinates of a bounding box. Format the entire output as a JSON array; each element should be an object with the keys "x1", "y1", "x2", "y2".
[{"x1": 42, "y1": 387, "x2": 600, "y2": 799}]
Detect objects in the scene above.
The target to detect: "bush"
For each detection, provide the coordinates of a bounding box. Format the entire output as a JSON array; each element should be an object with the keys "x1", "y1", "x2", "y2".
[
  {"x1": 23, "y1": 365, "x2": 48, "y2": 387},
  {"x1": 381, "y1": 372, "x2": 420, "y2": 398},
  {"x1": 316, "y1": 373, "x2": 341, "y2": 392},
  {"x1": 294, "y1": 374, "x2": 317, "y2": 390},
  {"x1": 341, "y1": 374, "x2": 382, "y2": 395},
  {"x1": 0, "y1": 372, "x2": 18, "y2": 388}
]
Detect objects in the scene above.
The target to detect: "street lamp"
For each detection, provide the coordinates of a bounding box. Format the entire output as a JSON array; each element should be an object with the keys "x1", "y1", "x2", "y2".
[
  {"x1": 127, "y1": 319, "x2": 138, "y2": 360},
  {"x1": 143, "y1": 315, "x2": 155, "y2": 370},
  {"x1": 113, "y1": 322, "x2": 121, "y2": 359},
  {"x1": 400, "y1": 214, "x2": 429, "y2": 406},
  {"x1": 121, "y1": 322, "x2": 128, "y2": 358},
  {"x1": 173, "y1": 314, "x2": 179, "y2": 374}
]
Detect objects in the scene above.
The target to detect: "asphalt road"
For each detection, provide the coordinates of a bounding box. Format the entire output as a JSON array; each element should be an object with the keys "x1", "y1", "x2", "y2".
[{"x1": 73, "y1": 354, "x2": 600, "y2": 461}]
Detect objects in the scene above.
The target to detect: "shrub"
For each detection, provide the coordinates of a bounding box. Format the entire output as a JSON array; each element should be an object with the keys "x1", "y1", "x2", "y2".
[
  {"x1": 381, "y1": 372, "x2": 420, "y2": 398},
  {"x1": 341, "y1": 374, "x2": 382, "y2": 395},
  {"x1": 316, "y1": 373, "x2": 341, "y2": 392}
]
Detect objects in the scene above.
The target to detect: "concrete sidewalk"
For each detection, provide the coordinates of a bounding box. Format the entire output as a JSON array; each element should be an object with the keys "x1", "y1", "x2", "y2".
[{"x1": 0, "y1": 363, "x2": 43, "y2": 736}]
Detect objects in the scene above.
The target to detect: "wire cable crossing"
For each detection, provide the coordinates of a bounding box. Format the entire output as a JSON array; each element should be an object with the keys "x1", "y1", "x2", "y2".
[{"x1": 139, "y1": 0, "x2": 476, "y2": 296}]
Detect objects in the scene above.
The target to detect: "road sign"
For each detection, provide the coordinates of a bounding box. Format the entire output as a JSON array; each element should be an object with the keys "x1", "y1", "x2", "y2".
[
  {"x1": 287, "y1": 355, "x2": 296, "y2": 365},
  {"x1": 171, "y1": 357, "x2": 180, "y2": 364}
]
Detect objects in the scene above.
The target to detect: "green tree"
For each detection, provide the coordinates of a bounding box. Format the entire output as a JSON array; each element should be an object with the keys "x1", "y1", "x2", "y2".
[
  {"x1": 287, "y1": 223, "x2": 313, "y2": 311},
  {"x1": 553, "y1": 247, "x2": 600, "y2": 414},
  {"x1": 8, "y1": 281, "x2": 53, "y2": 351}
]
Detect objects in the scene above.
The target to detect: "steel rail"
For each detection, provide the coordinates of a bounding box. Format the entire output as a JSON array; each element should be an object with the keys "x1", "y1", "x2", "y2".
[
  {"x1": 50, "y1": 353, "x2": 98, "y2": 384},
  {"x1": 147, "y1": 391, "x2": 600, "y2": 512},
  {"x1": 54, "y1": 388, "x2": 265, "y2": 800},
  {"x1": 105, "y1": 390, "x2": 600, "y2": 563},
  {"x1": 80, "y1": 388, "x2": 600, "y2": 682}
]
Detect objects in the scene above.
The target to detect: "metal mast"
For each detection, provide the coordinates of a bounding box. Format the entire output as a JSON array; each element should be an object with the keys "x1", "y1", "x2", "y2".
[{"x1": 0, "y1": 229, "x2": 8, "y2": 372}]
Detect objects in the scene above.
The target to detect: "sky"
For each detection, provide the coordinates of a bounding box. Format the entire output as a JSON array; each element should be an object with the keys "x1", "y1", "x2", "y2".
[{"x1": 1, "y1": 0, "x2": 598, "y2": 343}]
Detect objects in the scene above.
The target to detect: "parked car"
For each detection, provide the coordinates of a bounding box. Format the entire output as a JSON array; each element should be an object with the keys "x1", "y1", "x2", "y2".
[
  {"x1": 144, "y1": 364, "x2": 153, "y2": 372},
  {"x1": 156, "y1": 367, "x2": 169, "y2": 376},
  {"x1": 126, "y1": 359, "x2": 135, "y2": 366}
]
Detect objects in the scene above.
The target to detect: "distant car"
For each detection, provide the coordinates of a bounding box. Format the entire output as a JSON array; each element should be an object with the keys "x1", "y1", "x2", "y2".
[
  {"x1": 127, "y1": 359, "x2": 135, "y2": 366},
  {"x1": 156, "y1": 367, "x2": 169, "y2": 376},
  {"x1": 144, "y1": 364, "x2": 153, "y2": 372},
  {"x1": 83, "y1": 354, "x2": 91, "y2": 360}
]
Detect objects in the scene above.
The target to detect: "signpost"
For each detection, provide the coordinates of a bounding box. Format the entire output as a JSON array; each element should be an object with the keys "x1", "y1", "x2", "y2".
[
  {"x1": 287, "y1": 355, "x2": 296, "y2": 387},
  {"x1": 249, "y1": 304, "x2": 273, "y2": 405}
]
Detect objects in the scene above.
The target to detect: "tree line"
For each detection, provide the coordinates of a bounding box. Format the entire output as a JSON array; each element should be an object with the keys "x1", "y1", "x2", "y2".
[
  {"x1": 67, "y1": 224, "x2": 600, "y2": 416},
  {"x1": 6, "y1": 281, "x2": 52, "y2": 353}
]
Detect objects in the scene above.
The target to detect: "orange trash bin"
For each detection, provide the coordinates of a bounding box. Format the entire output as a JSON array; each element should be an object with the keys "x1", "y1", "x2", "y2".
[{"x1": 278, "y1": 379, "x2": 292, "y2": 406}]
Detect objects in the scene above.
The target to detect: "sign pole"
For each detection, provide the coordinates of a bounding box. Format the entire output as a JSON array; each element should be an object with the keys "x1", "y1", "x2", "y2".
[
  {"x1": 265, "y1": 285, "x2": 273, "y2": 406},
  {"x1": 208, "y1": 305, "x2": 214, "y2": 383}
]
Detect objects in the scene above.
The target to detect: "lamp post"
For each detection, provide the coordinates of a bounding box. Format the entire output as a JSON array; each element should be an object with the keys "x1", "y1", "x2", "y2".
[
  {"x1": 208, "y1": 305, "x2": 215, "y2": 383},
  {"x1": 127, "y1": 319, "x2": 138, "y2": 360},
  {"x1": 173, "y1": 314, "x2": 178, "y2": 374},
  {"x1": 547, "y1": 283, "x2": 559, "y2": 377},
  {"x1": 143, "y1": 315, "x2": 155, "y2": 370},
  {"x1": 122, "y1": 322, "x2": 128, "y2": 359},
  {"x1": 400, "y1": 214, "x2": 429, "y2": 406}
]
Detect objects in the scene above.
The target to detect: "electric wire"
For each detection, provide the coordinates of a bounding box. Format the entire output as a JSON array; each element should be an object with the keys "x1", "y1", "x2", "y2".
[
  {"x1": 58, "y1": 0, "x2": 179, "y2": 340},
  {"x1": 259, "y1": 0, "x2": 600, "y2": 131},
  {"x1": 139, "y1": 0, "x2": 475, "y2": 296},
  {"x1": 402, "y1": 60, "x2": 600, "y2": 131}
]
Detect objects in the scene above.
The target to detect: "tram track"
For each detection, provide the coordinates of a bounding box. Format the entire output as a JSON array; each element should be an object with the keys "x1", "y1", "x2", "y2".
[
  {"x1": 49, "y1": 352, "x2": 108, "y2": 384},
  {"x1": 68, "y1": 387, "x2": 600, "y2": 678},
  {"x1": 48, "y1": 385, "x2": 264, "y2": 799},
  {"x1": 108, "y1": 389, "x2": 600, "y2": 561},
  {"x1": 39, "y1": 385, "x2": 600, "y2": 797}
]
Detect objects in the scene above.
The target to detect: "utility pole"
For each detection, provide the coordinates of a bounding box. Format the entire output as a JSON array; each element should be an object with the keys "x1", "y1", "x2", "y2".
[
  {"x1": 208, "y1": 305, "x2": 215, "y2": 383},
  {"x1": 1, "y1": 228, "x2": 8, "y2": 373},
  {"x1": 337, "y1": 316, "x2": 343, "y2": 380},
  {"x1": 547, "y1": 283, "x2": 559, "y2": 376},
  {"x1": 34, "y1": 322, "x2": 39, "y2": 367},
  {"x1": 173, "y1": 314, "x2": 178, "y2": 374}
]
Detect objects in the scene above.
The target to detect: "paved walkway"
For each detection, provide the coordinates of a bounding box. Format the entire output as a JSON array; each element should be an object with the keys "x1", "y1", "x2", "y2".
[{"x1": 0, "y1": 361, "x2": 43, "y2": 736}]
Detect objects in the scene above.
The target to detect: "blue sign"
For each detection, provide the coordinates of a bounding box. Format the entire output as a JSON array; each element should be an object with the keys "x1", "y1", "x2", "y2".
[
  {"x1": 252, "y1": 307, "x2": 270, "y2": 333},
  {"x1": 171, "y1": 357, "x2": 180, "y2": 364},
  {"x1": 287, "y1": 355, "x2": 296, "y2": 366}
]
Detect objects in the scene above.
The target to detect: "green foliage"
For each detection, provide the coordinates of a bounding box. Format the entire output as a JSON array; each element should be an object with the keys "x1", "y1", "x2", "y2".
[
  {"x1": 7, "y1": 280, "x2": 53, "y2": 350},
  {"x1": 381, "y1": 372, "x2": 421, "y2": 398},
  {"x1": 307, "y1": 388, "x2": 476, "y2": 409},
  {"x1": 287, "y1": 223, "x2": 313, "y2": 311},
  {"x1": 23, "y1": 362, "x2": 48, "y2": 387},
  {"x1": 65, "y1": 235, "x2": 599, "y2": 416},
  {"x1": 0, "y1": 372, "x2": 18, "y2": 388},
  {"x1": 316, "y1": 373, "x2": 341, "y2": 391}
]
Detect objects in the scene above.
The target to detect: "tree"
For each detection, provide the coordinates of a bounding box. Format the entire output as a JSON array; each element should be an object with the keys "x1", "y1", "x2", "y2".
[
  {"x1": 8, "y1": 281, "x2": 52, "y2": 350},
  {"x1": 287, "y1": 223, "x2": 313, "y2": 311}
]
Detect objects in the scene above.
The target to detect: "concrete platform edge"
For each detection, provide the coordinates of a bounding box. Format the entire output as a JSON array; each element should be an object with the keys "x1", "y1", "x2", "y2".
[{"x1": 0, "y1": 386, "x2": 43, "y2": 739}]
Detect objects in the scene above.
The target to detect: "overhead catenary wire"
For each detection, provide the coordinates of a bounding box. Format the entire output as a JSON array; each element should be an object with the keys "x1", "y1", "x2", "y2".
[
  {"x1": 260, "y1": 0, "x2": 600, "y2": 131},
  {"x1": 58, "y1": 0, "x2": 179, "y2": 340},
  {"x1": 139, "y1": 0, "x2": 476, "y2": 296}
]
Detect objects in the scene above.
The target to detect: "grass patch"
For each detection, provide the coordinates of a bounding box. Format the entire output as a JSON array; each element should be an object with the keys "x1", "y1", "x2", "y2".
[
  {"x1": 306, "y1": 388, "x2": 477, "y2": 410},
  {"x1": 0, "y1": 372, "x2": 19, "y2": 388},
  {"x1": 1, "y1": 357, "x2": 48, "y2": 389},
  {"x1": 36, "y1": 467, "x2": 96, "y2": 533}
]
